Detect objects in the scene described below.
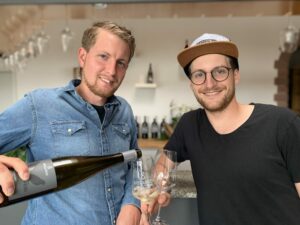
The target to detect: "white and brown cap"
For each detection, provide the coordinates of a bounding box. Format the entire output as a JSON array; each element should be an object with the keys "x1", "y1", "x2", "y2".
[{"x1": 177, "y1": 33, "x2": 239, "y2": 75}]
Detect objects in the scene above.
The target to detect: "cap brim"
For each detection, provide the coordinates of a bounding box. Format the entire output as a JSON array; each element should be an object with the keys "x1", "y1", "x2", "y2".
[{"x1": 177, "y1": 41, "x2": 239, "y2": 68}]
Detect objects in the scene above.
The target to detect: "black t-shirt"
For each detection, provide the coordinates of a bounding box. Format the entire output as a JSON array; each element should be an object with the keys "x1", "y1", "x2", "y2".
[
  {"x1": 165, "y1": 103, "x2": 300, "y2": 225},
  {"x1": 92, "y1": 104, "x2": 105, "y2": 123}
]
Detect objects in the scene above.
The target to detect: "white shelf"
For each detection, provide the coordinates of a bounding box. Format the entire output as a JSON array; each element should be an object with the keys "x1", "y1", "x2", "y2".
[{"x1": 135, "y1": 83, "x2": 157, "y2": 88}]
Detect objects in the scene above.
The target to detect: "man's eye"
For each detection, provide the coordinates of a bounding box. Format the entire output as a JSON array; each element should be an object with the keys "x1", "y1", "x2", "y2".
[
  {"x1": 193, "y1": 71, "x2": 205, "y2": 78},
  {"x1": 117, "y1": 61, "x2": 127, "y2": 69},
  {"x1": 99, "y1": 54, "x2": 108, "y2": 60},
  {"x1": 217, "y1": 68, "x2": 226, "y2": 74},
  {"x1": 216, "y1": 67, "x2": 227, "y2": 74}
]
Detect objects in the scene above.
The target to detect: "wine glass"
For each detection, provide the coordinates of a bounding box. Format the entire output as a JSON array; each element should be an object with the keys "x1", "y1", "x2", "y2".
[
  {"x1": 152, "y1": 150, "x2": 177, "y2": 225},
  {"x1": 61, "y1": 27, "x2": 74, "y2": 52},
  {"x1": 132, "y1": 155, "x2": 159, "y2": 223}
]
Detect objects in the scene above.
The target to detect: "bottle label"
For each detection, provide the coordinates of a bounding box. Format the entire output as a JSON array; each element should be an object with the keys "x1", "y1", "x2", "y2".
[
  {"x1": 151, "y1": 127, "x2": 159, "y2": 133},
  {"x1": 9, "y1": 160, "x2": 57, "y2": 200},
  {"x1": 122, "y1": 150, "x2": 138, "y2": 163}
]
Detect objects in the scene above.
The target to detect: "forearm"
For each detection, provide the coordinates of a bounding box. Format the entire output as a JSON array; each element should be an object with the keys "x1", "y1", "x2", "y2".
[{"x1": 295, "y1": 182, "x2": 300, "y2": 198}]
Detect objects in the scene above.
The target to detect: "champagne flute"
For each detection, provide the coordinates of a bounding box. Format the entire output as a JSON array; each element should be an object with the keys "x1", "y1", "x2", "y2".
[
  {"x1": 152, "y1": 150, "x2": 177, "y2": 225},
  {"x1": 132, "y1": 155, "x2": 159, "y2": 222}
]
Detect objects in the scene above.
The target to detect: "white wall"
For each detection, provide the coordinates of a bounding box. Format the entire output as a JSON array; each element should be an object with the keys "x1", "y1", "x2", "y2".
[
  {"x1": 0, "y1": 71, "x2": 16, "y2": 112},
  {"x1": 2, "y1": 15, "x2": 300, "y2": 123}
]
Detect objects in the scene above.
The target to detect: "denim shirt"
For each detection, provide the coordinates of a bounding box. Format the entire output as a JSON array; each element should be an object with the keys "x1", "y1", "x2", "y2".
[{"x1": 0, "y1": 80, "x2": 140, "y2": 225}]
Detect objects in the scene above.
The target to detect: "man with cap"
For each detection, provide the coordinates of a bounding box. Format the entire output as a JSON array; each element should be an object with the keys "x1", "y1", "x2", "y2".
[{"x1": 141, "y1": 33, "x2": 300, "y2": 225}]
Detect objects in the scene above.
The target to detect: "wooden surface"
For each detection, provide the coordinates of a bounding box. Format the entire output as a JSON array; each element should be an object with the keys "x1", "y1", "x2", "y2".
[{"x1": 138, "y1": 138, "x2": 168, "y2": 149}]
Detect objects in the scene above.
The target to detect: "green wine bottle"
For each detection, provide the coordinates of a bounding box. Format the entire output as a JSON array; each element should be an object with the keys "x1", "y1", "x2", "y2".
[{"x1": 0, "y1": 149, "x2": 142, "y2": 207}]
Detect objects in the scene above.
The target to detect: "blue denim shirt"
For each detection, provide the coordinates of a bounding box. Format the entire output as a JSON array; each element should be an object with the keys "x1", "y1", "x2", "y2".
[{"x1": 0, "y1": 80, "x2": 140, "y2": 225}]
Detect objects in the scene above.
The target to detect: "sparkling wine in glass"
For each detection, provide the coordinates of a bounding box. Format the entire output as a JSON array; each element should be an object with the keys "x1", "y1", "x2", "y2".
[
  {"x1": 132, "y1": 155, "x2": 159, "y2": 203},
  {"x1": 132, "y1": 155, "x2": 159, "y2": 222}
]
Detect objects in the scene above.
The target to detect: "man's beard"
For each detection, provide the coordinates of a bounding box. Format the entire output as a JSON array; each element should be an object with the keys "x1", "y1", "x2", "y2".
[
  {"x1": 83, "y1": 75, "x2": 119, "y2": 99},
  {"x1": 195, "y1": 86, "x2": 235, "y2": 113}
]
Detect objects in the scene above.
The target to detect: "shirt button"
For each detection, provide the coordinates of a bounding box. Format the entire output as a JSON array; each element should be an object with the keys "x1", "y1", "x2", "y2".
[
  {"x1": 113, "y1": 219, "x2": 116, "y2": 224},
  {"x1": 67, "y1": 128, "x2": 72, "y2": 134},
  {"x1": 107, "y1": 188, "x2": 111, "y2": 192}
]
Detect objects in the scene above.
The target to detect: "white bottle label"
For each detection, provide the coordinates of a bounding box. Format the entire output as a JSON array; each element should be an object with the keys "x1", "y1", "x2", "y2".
[{"x1": 9, "y1": 160, "x2": 58, "y2": 200}]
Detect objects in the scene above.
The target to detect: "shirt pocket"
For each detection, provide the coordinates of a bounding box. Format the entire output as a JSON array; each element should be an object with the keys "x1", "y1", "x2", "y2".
[
  {"x1": 111, "y1": 123, "x2": 131, "y2": 152},
  {"x1": 50, "y1": 120, "x2": 90, "y2": 157}
]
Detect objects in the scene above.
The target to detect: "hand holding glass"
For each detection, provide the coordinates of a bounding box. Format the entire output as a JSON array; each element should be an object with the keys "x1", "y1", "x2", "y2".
[{"x1": 152, "y1": 150, "x2": 177, "y2": 225}]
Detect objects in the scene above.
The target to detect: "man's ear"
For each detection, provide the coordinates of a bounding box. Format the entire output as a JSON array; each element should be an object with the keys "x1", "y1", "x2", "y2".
[
  {"x1": 234, "y1": 69, "x2": 240, "y2": 85},
  {"x1": 78, "y1": 47, "x2": 87, "y2": 67}
]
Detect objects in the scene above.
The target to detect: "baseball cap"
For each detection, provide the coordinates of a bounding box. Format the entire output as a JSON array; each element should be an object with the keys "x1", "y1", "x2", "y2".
[{"x1": 177, "y1": 33, "x2": 239, "y2": 75}]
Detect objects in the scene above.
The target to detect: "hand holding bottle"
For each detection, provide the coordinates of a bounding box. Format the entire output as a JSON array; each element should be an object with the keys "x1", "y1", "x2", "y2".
[{"x1": 0, "y1": 155, "x2": 30, "y2": 203}]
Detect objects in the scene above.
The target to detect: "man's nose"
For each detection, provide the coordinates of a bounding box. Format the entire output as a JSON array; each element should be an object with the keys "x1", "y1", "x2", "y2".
[
  {"x1": 105, "y1": 60, "x2": 117, "y2": 76},
  {"x1": 204, "y1": 73, "x2": 217, "y2": 88}
]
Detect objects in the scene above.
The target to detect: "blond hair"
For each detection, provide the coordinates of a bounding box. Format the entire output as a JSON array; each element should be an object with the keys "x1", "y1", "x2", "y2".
[{"x1": 81, "y1": 21, "x2": 136, "y2": 62}]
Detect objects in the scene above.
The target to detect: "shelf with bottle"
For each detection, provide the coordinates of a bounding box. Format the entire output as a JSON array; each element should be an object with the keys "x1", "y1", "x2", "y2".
[
  {"x1": 135, "y1": 63, "x2": 157, "y2": 89},
  {"x1": 134, "y1": 83, "x2": 157, "y2": 88}
]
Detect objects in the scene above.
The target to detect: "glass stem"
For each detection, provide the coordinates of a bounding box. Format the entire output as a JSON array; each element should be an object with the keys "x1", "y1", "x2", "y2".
[{"x1": 155, "y1": 205, "x2": 162, "y2": 221}]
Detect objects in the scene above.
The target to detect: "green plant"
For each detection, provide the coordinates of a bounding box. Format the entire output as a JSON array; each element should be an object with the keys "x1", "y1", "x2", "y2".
[{"x1": 4, "y1": 147, "x2": 26, "y2": 161}]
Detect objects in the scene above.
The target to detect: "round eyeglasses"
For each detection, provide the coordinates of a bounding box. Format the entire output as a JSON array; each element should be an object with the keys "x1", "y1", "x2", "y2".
[{"x1": 189, "y1": 66, "x2": 232, "y2": 85}]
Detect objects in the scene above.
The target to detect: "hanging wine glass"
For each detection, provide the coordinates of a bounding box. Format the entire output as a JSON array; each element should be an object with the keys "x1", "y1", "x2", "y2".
[
  {"x1": 279, "y1": 3, "x2": 299, "y2": 54},
  {"x1": 61, "y1": 27, "x2": 74, "y2": 52},
  {"x1": 27, "y1": 36, "x2": 39, "y2": 58},
  {"x1": 36, "y1": 6, "x2": 50, "y2": 55},
  {"x1": 8, "y1": 53, "x2": 16, "y2": 69},
  {"x1": 280, "y1": 25, "x2": 299, "y2": 53},
  {"x1": 36, "y1": 30, "x2": 50, "y2": 54},
  {"x1": 3, "y1": 54, "x2": 10, "y2": 69},
  {"x1": 61, "y1": 5, "x2": 74, "y2": 52}
]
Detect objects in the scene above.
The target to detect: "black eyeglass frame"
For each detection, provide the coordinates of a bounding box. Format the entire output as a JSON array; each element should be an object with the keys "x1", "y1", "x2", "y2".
[{"x1": 189, "y1": 66, "x2": 233, "y2": 85}]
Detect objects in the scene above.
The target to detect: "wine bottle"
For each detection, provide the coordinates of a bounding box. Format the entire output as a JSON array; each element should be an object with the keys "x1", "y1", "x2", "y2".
[
  {"x1": 146, "y1": 63, "x2": 154, "y2": 84},
  {"x1": 135, "y1": 116, "x2": 140, "y2": 139},
  {"x1": 159, "y1": 118, "x2": 168, "y2": 140},
  {"x1": 0, "y1": 149, "x2": 142, "y2": 207},
  {"x1": 141, "y1": 116, "x2": 149, "y2": 139},
  {"x1": 150, "y1": 117, "x2": 159, "y2": 139}
]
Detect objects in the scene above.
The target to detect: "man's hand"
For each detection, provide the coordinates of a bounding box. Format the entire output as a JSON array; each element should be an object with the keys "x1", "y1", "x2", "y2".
[
  {"x1": 116, "y1": 204, "x2": 141, "y2": 225},
  {"x1": 0, "y1": 155, "x2": 29, "y2": 203},
  {"x1": 140, "y1": 192, "x2": 172, "y2": 225}
]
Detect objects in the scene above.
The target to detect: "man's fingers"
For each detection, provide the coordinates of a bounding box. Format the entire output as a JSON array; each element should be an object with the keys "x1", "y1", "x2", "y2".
[
  {"x1": 158, "y1": 192, "x2": 171, "y2": 206},
  {"x1": 0, "y1": 156, "x2": 29, "y2": 181},
  {"x1": 0, "y1": 162, "x2": 15, "y2": 196},
  {"x1": 0, "y1": 155, "x2": 29, "y2": 198},
  {"x1": 140, "y1": 204, "x2": 149, "y2": 214}
]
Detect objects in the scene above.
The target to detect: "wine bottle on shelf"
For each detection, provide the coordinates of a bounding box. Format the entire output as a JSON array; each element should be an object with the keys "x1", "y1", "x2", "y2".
[
  {"x1": 184, "y1": 39, "x2": 189, "y2": 49},
  {"x1": 135, "y1": 116, "x2": 140, "y2": 139},
  {"x1": 141, "y1": 116, "x2": 149, "y2": 139},
  {"x1": 160, "y1": 117, "x2": 168, "y2": 140},
  {"x1": 150, "y1": 117, "x2": 159, "y2": 139},
  {"x1": 146, "y1": 63, "x2": 154, "y2": 84},
  {"x1": 0, "y1": 149, "x2": 142, "y2": 208}
]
